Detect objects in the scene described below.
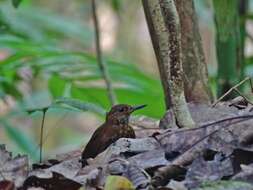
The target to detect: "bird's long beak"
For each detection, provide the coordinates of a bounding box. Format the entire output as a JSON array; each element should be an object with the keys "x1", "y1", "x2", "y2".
[{"x1": 131, "y1": 104, "x2": 147, "y2": 112}]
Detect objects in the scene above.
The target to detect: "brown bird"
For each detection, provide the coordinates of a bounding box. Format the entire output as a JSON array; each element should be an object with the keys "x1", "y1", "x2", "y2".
[{"x1": 80, "y1": 104, "x2": 146, "y2": 167}]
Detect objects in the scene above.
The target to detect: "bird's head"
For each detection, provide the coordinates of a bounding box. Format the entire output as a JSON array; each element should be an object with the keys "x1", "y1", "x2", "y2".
[{"x1": 106, "y1": 104, "x2": 146, "y2": 125}]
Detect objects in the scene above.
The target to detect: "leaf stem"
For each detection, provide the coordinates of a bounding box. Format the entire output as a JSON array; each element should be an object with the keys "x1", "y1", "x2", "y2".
[{"x1": 39, "y1": 108, "x2": 47, "y2": 163}]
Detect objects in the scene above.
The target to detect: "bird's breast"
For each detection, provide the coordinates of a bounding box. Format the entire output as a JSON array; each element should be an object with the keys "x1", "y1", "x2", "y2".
[{"x1": 117, "y1": 125, "x2": 135, "y2": 138}]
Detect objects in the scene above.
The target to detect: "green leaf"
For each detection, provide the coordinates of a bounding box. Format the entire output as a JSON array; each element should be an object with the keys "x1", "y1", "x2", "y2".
[
  {"x1": 0, "y1": 33, "x2": 165, "y2": 118},
  {"x1": 1, "y1": 81, "x2": 22, "y2": 99},
  {"x1": 0, "y1": 4, "x2": 92, "y2": 43},
  {"x1": 0, "y1": 13, "x2": 165, "y2": 118},
  {"x1": 104, "y1": 176, "x2": 134, "y2": 190},
  {"x1": 48, "y1": 75, "x2": 66, "y2": 98},
  {"x1": 54, "y1": 97, "x2": 106, "y2": 116},
  {"x1": 12, "y1": 0, "x2": 23, "y2": 8},
  {"x1": 115, "y1": 88, "x2": 164, "y2": 118},
  {"x1": 0, "y1": 119, "x2": 39, "y2": 160},
  {"x1": 71, "y1": 85, "x2": 164, "y2": 118},
  {"x1": 71, "y1": 85, "x2": 110, "y2": 110}
]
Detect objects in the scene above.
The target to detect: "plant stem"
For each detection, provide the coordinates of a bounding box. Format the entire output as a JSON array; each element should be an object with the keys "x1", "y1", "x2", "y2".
[
  {"x1": 91, "y1": 0, "x2": 117, "y2": 106},
  {"x1": 39, "y1": 109, "x2": 47, "y2": 163}
]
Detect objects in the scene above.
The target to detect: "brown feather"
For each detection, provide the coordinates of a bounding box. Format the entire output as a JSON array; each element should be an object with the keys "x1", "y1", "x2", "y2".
[{"x1": 80, "y1": 104, "x2": 145, "y2": 167}]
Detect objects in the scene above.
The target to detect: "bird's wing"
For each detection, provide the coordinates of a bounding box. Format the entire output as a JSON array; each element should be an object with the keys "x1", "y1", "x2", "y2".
[
  {"x1": 81, "y1": 124, "x2": 117, "y2": 160},
  {"x1": 81, "y1": 125, "x2": 104, "y2": 160}
]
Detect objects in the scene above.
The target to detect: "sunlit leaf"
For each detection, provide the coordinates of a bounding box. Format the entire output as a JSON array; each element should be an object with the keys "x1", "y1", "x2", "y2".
[
  {"x1": 104, "y1": 175, "x2": 134, "y2": 190},
  {"x1": 48, "y1": 75, "x2": 66, "y2": 98},
  {"x1": 71, "y1": 85, "x2": 164, "y2": 118}
]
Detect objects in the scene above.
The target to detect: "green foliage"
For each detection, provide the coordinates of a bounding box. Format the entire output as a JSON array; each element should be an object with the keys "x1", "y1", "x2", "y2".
[
  {"x1": 0, "y1": 119, "x2": 39, "y2": 160},
  {"x1": 0, "y1": 1, "x2": 164, "y2": 157},
  {"x1": 48, "y1": 75, "x2": 67, "y2": 98},
  {"x1": 54, "y1": 97, "x2": 106, "y2": 116},
  {"x1": 213, "y1": 0, "x2": 238, "y2": 41},
  {"x1": 213, "y1": 0, "x2": 244, "y2": 97},
  {"x1": 110, "y1": 0, "x2": 122, "y2": 12},
  {"x1": 0, "y1": 3, "x2": 92, "y2": 44},
  {"x1": 0, "y1": 34, "x2": 164, "y2": 118},
  {"x1": 12, "y1": 0, "x2": 22, "y2": 8}
]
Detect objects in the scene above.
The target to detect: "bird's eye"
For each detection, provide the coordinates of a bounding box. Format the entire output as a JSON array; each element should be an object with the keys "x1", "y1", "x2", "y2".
[{"x1": 119, "y1": 108, "x2": 124, "y2": 112}]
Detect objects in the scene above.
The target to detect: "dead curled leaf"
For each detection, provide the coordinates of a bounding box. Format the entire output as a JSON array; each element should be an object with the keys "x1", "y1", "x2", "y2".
[
  {"x1": 184, "y1": 155, "x2": 233, "y2": 188},
  {"x1": 22, "y1": 171, "x2": 81, "y2": 190},
  {"x1": 0, "y1": 145, "x2": 28, "y2": 188},
  {"x1": 232, "y1": 163, "x2": 253, "y2": 183}
]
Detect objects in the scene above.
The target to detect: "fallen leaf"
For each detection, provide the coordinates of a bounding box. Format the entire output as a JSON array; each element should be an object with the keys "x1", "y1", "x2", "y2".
[{"x1": 104, "y1": 176, "x2": 134, "y2": 190}]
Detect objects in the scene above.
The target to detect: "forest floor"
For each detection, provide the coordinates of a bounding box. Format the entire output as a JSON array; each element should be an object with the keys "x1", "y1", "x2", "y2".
[{"x1": 2, "y1": 100, "x2": 253, "y2": 190}]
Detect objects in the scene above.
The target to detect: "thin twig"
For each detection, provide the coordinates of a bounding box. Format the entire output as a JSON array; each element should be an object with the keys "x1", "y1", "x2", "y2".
[
  {"x1": 39, "y1": 108, "x2": 47, "y2": 163},
  {"x1": 250, "y1": 78, "x2": 253, "y2": 93},
  {"x1": 212, "y1": 77, "x2": 250, "y2": 107},
  {"x1": 234, "y1": 88, "x2": 253, "y2": 106},
  {"x1": 152, "y1": 117, "x2": 253, "y2": 186},
  {"x1": 135, "y1": 127, "x2": 160, "y2": 131},
  {"x1": 179, "y1": 117, "x2": 250, "y2": 157},
  {"x1": 91, "y1": 0, "x2": 117, "y2": 105},
  {"x1": 160, "y1": 114, "x2": 253, "y2": 140}
]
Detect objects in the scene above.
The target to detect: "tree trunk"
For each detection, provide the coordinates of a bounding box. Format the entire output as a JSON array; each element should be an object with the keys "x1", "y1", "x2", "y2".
[
  {"x1": 143, "y1": 0, "x2": 212, "y2": 110},
  {"x1": 174, "y1": 0, "x2": 213, "y2": 103},
  {"x1": 142, "y1": 0, "x2": 172, "y2": 108},
  {"x1": 143, "y1": 0, "x2": 196, "y2": 128}
]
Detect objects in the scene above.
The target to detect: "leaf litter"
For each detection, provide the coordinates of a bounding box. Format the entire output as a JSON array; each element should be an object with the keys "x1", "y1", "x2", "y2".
[{"x1": 2, "y1": 102, "x2": 253, "y2": 189}]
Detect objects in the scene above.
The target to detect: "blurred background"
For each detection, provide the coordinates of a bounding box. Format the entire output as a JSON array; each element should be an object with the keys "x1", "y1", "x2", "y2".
[{"x1": 0, "y1": 0, "x2": 252, "y2": 162}]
